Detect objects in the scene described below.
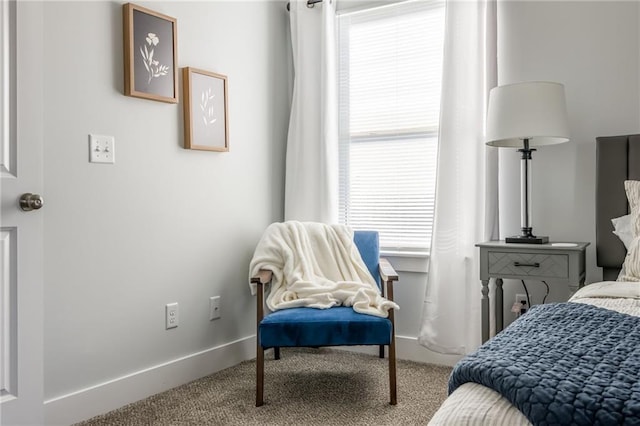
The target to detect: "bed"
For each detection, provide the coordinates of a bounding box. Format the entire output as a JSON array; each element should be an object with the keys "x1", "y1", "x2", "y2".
[{"x1": 429, "y1": 135, "x2": 640, "y2": 425}]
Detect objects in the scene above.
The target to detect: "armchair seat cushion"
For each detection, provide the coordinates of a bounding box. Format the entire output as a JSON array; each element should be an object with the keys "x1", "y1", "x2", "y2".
[{"x1": 260, "y1": 306, "x2": 392, "y2": 348}]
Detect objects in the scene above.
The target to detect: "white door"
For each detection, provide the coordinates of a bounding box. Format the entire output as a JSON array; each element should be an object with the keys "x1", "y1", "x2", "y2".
[{"x1": 0, "y1": 1, "x2": 44, "y2": 424}]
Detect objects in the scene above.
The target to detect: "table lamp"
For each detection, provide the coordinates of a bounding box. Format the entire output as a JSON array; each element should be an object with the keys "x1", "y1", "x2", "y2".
[{"x1": 486, "y1": 81, "x2": 570, "y2": 244}]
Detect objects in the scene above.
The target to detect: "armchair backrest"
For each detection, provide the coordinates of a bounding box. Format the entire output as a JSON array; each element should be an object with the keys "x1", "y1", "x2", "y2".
[{"x1": 353, "y1": 230, "x2": 380, "y2": 289}]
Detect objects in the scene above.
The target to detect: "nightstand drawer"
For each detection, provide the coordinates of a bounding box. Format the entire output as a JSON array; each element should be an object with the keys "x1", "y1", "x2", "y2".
[{"x1": 488, "y1": 252, "x2": 569, "y2": 278}]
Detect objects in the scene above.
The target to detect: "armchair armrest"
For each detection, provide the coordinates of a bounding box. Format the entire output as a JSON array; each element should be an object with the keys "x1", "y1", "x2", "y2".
[
  {"x1": 252, "y1": 270, "x2": 273, "y2": 325},
  {"x1": 250, "y1": 270, "x2": 273, "y2": 285},
  {"x1": 379, "y1": 258, "x2": 398, "y2": 323},
  {"x1": 379, "y1": 258, "x2": 398, "y2": 282}
]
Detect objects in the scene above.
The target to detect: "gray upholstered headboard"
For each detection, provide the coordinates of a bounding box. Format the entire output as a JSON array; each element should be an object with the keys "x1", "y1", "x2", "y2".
[{"x1": 596, "y1": 134, "x2": 640, "y2": 280}]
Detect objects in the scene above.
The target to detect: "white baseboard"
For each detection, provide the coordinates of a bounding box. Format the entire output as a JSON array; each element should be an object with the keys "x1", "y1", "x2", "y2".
[
  {"x1": 44, "y1": 336, "x2": 255, "y2": 426},
  {"x1": 43, "y1": 334, "x2": 460, "y2": 425},
  {"x1": 333, "y1": 335, "x2": 462, "y2": 367},
  {"x1": 395, "y1": 335, "x2": 462, "y2": 366}
]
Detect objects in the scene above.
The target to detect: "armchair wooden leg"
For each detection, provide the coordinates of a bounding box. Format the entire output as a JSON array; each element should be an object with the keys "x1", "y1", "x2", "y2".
[
  {"x1": 389, "y1": 338, "x2": 397, "y2": 405},
  {"x1": 379, "y1": 345, "x2": 385, "y2": 358},
  {"x1": 256, "y1": 346, "x2": 264, "y2": 407},
  {"x1": 384, "y1": 278, "x2": 398, "y2": 405},
  {"x1": 255, "y1": 279, "x2": 266, "y2": 407},
  {"x1": 274, "y1": 347, "x2": 280, "y2": 360}
]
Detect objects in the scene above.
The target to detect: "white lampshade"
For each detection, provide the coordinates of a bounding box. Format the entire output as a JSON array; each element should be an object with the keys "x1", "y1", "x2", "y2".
[{"x1": 486, "y1": 81, "x2": 570, "y2": 147}]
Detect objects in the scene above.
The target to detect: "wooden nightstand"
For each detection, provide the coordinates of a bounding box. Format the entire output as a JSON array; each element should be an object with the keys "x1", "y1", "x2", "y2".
[{"x1": 476, "y1": 241, "x2": 590, "y2": 343}]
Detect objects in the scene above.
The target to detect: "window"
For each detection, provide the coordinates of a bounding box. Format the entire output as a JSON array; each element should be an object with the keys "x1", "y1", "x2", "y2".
[{"x1": 337, "y1": 0, "x2": 445, "y2": 252}]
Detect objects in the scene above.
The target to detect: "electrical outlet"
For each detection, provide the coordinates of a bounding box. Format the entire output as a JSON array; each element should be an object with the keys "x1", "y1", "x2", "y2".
[
  {"x1": 209, "y1": 296, "x2": 221, "y2": 320},
  {"x1": 166, "y1": 303, "x2": 179, "y2": 329},
  {"x1": 89, "y1": 134, "x2": 115, "y2": 164},
  {"x1": 515, "y1": 293, "x2": 528, "y2": 312}
]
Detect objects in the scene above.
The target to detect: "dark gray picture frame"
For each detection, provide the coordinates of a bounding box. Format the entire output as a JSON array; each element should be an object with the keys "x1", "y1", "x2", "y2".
[{"x1": 123, "y1": 3, "x2": 178, "y2": 103}]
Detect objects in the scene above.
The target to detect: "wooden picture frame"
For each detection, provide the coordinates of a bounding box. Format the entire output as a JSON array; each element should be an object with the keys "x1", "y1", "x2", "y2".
[
  {"x1": 123, "y1": 3, "x2": 178, "y2": 103},
  {"x1": 182, "y1": 67, "x2": 229, "y2": 152}
]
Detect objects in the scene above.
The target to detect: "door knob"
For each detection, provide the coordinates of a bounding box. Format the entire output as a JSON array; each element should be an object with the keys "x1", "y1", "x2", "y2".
[{"x1": 19, "y1": 193, "x2": 44, "y2": 211}]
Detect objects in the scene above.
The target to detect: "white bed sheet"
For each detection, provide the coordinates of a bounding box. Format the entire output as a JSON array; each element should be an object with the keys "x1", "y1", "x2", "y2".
[{"x1": 428, "y1": 281, "x2": 640, "y2": 426}]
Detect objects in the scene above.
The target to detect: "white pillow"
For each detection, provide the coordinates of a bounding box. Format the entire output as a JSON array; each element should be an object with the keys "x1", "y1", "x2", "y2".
[
  {"x1": 617, "y1": 181, "x2": 640, "y2": 282},
  {"x1": 628, "y1": 180, "x2": 640, "y2": 237},
  {"x1": 617, "y1": 236, "x2": 640, "y2": 282},
  {"x1": 612, "y1": 214, "x2": 633, "y2": 249}
]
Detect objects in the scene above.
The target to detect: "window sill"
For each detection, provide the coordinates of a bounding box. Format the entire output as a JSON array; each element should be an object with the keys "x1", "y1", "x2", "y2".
[{"x1": 380, "y1": 250, "x2": 429, "y2": 274}]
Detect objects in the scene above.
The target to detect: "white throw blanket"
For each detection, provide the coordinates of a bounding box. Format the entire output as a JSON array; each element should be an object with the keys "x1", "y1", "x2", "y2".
[{"x1": 248, "y1": 221, "x2": 399, "y2": 318}]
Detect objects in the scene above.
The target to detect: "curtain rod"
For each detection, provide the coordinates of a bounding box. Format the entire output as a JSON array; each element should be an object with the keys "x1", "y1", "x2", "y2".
[{"x1": 286, "y1": 0, "x2": 323, "y2": 12}]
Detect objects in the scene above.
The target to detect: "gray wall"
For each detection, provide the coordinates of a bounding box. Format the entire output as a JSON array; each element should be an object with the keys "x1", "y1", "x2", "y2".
[
  {"x1": 38, "y1": 0, "x2": 640, "y2": 422},
  {"x1": 42, "y1": 1, "x2": 291, "y2": 422}
]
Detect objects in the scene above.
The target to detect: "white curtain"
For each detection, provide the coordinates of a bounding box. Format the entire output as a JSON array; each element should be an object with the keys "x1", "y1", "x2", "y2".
[
  {"x1": 284, "y1": 0, "x2": 338, "y2": 224},
  {"x1": 418, "y1": 0, "x2": 499, "y2": 355}
]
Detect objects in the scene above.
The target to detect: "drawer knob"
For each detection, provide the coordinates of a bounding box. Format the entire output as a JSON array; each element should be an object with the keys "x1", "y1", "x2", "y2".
[{"x1": 514, "y1": 261, "x2": 540, "y2": 268}]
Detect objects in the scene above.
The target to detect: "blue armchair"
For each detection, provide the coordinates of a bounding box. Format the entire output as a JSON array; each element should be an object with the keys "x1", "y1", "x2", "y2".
[{"x1": 250, "y1": 230, "x2": 399, "y2": 406}]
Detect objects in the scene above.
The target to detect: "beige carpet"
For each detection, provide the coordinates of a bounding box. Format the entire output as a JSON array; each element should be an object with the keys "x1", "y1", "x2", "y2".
[{"x1": 76, "y1": 348, "x2": 452, "y2": 426}]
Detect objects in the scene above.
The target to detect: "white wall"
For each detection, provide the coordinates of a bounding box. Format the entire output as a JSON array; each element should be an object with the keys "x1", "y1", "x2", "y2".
[
  {"x1": 497, "y1": 0, "x2": 640, "y2": 323},
  {"x1": 42, "y1": 1, "x2": 291, "y2": 424}
]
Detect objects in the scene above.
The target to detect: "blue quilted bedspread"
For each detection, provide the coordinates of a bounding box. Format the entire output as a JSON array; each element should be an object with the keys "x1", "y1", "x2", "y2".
[{"x1": 449, "y1": 303, "x2": 640, "y2": 425}]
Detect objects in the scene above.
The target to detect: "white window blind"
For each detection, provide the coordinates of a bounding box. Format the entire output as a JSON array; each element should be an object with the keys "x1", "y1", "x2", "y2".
[{"x1": 337, "y1": 0, "x2": 445, "y2": 251}]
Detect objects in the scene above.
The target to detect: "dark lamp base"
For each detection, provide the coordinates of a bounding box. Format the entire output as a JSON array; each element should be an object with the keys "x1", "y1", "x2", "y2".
[{"x1": 505, "y1": 235, "x2": 549, "y2": 244}]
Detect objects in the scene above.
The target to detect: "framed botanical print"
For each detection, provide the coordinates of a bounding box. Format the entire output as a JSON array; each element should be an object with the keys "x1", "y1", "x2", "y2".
[
  {"x1": 182, "y1": 67, "x2": 229, "y2": 152},
  {"x1": 123, "y1": 3, "x2": 178, "y2": 103}
]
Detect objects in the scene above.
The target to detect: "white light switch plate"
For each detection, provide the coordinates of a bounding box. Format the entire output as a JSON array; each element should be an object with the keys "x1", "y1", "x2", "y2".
[{"x1": 89, "y1": 134, "x2": 115, "y2": 164}]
